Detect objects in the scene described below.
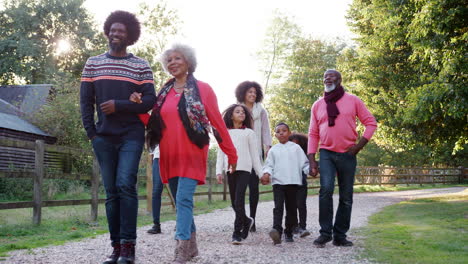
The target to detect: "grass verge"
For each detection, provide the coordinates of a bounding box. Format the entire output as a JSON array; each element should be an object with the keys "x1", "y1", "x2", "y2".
[{"x1": 359, "y1": 192, "x2": 468, "y2": 264}]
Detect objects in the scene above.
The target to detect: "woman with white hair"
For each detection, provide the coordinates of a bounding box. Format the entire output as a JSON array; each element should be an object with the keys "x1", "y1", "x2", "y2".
[{"x1": 133, "y1": 44, "x2": 237, "y2": 263}]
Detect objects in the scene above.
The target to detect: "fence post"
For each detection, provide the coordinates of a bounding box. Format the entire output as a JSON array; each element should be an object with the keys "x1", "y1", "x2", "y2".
[
  {"x1": 33, "y1": 140, "x2": 44, "y2": 225},
  {"x1": 223, "y1": 172, "x2": 227, "y2": 201},
  {"x1": 208, "y1": 160, "x2": 212, "y2": 204},
  {"x1": 91, "y1": 155, "x2": 100, "y2": 222},
  {"x1": 146, "y1": 154, "x2": 153, "y2": 213}
]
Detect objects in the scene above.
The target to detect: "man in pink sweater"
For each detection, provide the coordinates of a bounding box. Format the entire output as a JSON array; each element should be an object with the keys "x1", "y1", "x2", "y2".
[{"x1": 308, "y1": 69, "x2": 377, "y2": 248}]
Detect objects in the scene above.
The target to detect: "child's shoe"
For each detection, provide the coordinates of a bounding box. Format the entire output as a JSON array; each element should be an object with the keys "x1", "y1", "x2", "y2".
[
  {"x1": 241, "y1": 216, "x2": 254, "y2": 240},
  {"x1": 269, "y1": 229, "x2": 282, "y2": 245},
  {"x1": 231, "y1": 233, "x2": 243, "y2": 245},
  {"x1": 298, "y1": 228, "x2": 310, "y2": 238},
  {"x1": 284, "y1": 233, "x2": 294, "y2": 243}
]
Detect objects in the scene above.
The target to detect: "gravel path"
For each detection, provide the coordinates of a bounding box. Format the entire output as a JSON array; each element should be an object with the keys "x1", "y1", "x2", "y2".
[{"x1": 5, "y1": 187, "x2": 466, "y2": 264}]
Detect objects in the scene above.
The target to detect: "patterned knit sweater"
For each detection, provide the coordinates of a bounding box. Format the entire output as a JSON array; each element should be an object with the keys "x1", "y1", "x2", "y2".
[{"x1": 80, "y1": 52, "x2": 156, "y2": 141}]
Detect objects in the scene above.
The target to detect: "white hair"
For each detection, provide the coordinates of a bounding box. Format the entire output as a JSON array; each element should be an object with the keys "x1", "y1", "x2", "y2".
[{"x1": 160, "y1": 43, "x2": 197, "y2": 74}]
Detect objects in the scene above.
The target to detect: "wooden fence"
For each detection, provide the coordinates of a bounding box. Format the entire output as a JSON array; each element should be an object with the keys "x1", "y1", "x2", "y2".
[{"x1": 0, "y1": 138, "x2": 466, "y2": 225}]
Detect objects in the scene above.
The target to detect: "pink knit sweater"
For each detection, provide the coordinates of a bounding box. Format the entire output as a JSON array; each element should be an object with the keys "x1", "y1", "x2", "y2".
[{"x1": 307, "y1": 93, "x2": 377, "y2": 154}]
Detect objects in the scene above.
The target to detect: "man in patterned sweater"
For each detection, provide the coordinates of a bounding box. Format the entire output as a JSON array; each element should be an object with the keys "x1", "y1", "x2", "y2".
[{"x1": 80, "y1": 11, "x2": 156, "y2": 264}]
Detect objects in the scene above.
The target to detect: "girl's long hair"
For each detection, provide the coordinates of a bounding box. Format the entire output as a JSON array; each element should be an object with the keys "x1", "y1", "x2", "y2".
[
  {"x1": 289, "y1": 132, "x2": 308, "y2": 155},
  {"x1": 222, "y1": 104, "x2": 253, "y2": 129}
]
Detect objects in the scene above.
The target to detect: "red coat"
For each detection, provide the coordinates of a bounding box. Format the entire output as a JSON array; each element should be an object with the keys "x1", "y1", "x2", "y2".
[{"x1": 159, "y1": 80, "x2": 237, "y2": 184}]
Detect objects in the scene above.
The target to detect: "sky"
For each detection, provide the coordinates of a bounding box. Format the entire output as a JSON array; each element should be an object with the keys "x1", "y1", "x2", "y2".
[{"x1": 84, "y1": 0, "x2": 354, "y2": 110}]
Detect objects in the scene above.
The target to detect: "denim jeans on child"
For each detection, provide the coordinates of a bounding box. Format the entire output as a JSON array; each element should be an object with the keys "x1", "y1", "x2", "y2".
[
  {"x1": 169, "y1": 176, "x2": 197, "y2": 240},
  {"x1": 318, "y1": 149, "x2": 357, "y2": 240},
  {"x1": 92, "y1": 136, "x2": 144, "y2": 245},
  {"x1": 248, "y1": 169, "x2": 259, "y2": 220},
  {"x1": 272, "y1": 184, "x2": 299, "y2": 236},
  {"x1": 151, "y1": 158, "x2": 164, "y2": 225},
  {"x1": 227, "y1": 170, "x2": 251, "y2": 238}
]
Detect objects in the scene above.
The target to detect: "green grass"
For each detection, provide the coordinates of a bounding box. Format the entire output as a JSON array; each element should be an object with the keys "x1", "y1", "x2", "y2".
[
  {"x1": 0, "y1": 183, "x2": 465, "y2": 260},
  {"x1": 359, "y1": 192, "x2": 468, "y2": 264}
]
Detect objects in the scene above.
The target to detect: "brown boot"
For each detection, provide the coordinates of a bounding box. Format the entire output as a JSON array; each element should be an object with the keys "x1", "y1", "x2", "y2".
[
  {"x1": 190, "y1": 232, "x2": 199, "y2": 258},
  {"x1": 102, "y1": 243, "x2": 120, "y2": 264},
  {"x1": 173, "y1": 240, "x2": 191, "y2": 264}
]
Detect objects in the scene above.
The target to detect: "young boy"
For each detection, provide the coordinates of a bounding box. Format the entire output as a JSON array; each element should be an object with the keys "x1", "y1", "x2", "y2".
[{"x1": 261, "y1": 123, "x2": 309, "y2": 245}]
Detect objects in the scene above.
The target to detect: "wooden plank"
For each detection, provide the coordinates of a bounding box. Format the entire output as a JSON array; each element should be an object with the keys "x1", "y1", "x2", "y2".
[
  {"x1": 33, "y1": 140, "x2": 44, "y2": 225},
  {"x1": 90, "y1": 156, "x2": 100, "y2": 222}
]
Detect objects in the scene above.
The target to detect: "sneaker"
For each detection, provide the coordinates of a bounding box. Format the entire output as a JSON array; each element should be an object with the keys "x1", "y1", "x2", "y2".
[
  {"x1": 284, "y1": 233, "x2": 294, "y2": 243},
  {"x1": 241, "y1": 216, "x2": 254, "y2": 240},
  {"x1": 298, "y1": 228, "x2": 311, "y2": 238},
  {"x1": 292, "y1": 226, "x2": 300, "y2": 235},
  {"x1": 269, "y1": 229, "x2": 282, "y2": 245},
  {"x1": 231, "y1": 236, "x2": 242, "y2": 245},
  {"x1": 333, "y1": 238, "x2": 353, "y2": 247},
  {"x1": 147, "y1": 224, "x2": 161, "y2": 234},
  {"x1": 313, "y1": 235, "x2": 332, "y2": 248}
]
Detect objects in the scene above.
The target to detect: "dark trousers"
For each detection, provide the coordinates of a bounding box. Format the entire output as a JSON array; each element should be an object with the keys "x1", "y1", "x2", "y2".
[
  {"x1": 272, "y1": 184, "x2": 299, "y2": 236},
  {"x1": 228, "y1": 170, "x2": 251, "y2": 237},
  {"x1": 91, "y1": 136, "x2": 144, "y2": 244},
  {"x1": 318, "y1": 149, "x2": 356, "y2": 240},
  {"x1": 248, "y1": 169, "x2": 259, "y2": 219},
  {"x1": 296, "y1": 176, "x2": 308, "y2": 229}
]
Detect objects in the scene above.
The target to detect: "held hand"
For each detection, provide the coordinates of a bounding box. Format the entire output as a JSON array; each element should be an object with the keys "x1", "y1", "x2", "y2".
[
  {"x1": 228, "y1": 163, "x2": 237, "y2": 174},
  {"x1": 129, "y1": 92, "x2": 142, "y2": 104},
  {"x1": 100, "y1": 100, "x2": 116, "y2": 115},
  {"x1": 309, "y1": 159, "x2": 319, "y2": 178},
  {"x1": 216, "y1": 174, "x2": 223, "y2": 184},
  {"x1": 260, "y1": 173, "x2": 270, "y2": 185}
]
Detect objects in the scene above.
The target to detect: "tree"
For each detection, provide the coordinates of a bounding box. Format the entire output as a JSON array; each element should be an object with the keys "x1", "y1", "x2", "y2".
[
  {"x1": 257, "y1": 10, "x2": 301, "y2": 93},
  {"x1": 0, "y1": 0, "x2": 105, "y2": 85},
  {"x1": 345, "y1": 0, "x2": 467, "y2": 165},
  {"x1": 267, "y1": 37, "x2": 346, "y2": 133},
  {"x1": 132, "y1": 2, "x2": 181, "y2": 89}
]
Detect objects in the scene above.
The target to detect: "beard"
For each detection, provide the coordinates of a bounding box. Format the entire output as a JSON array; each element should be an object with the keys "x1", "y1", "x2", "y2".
[
  {"x1": 108, "y1": 39, "x2": 127, "y2": 53},
  {"x1": 324, "y1": 83, "x2": 336, "y2": 92}
]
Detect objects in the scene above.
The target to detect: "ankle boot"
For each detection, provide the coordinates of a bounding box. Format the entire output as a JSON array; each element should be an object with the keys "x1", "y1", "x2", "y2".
[
  {"x1": 190, "y1": 232, "x2": 199, "y2": 258},
  {"x1": 103, "y1": 243, "x2": 120, "y2": 264},
  {"x1": 117, "y1": 243, "x2": 135, "y2": 264},
  {"x1": 172, "y1": 240, "x2": 191, "y2": 264}
]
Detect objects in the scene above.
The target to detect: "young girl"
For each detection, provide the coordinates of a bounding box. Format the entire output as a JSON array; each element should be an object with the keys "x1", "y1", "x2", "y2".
[
  {"x1": 289, "y1": 133, "x2": 311, "y2": 238},
  {"x1": 216, "y1": 104, "x2": 263, "y2": 245}
]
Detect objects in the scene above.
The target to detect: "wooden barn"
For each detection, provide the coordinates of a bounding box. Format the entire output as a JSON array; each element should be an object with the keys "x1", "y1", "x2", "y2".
[{"x1": 0, "y1": 84, "x2": 63, "y2": 172}]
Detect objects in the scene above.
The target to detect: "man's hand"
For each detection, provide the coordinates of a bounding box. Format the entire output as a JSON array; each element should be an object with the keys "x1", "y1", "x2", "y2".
[
  {"x1": 129, "y1": 92, "x2": 142, "y2": 104},
  {"x1": 346, "y1": 137, "x2": 369, "y2": 156},
  {"x1": 100, "y1": 100, "x2": 116, "y2": 115},
  {"x1": 308, "y1": 154, "x2": 318, "y2": 177},
  {"x1": 228, "y1": 163, "x2": 237, "y2": 174},
  {"x1": 260, "y1": 173, "x2": 270, "y2": 185},
  {"x1": 216, "y1": 174, "x2": 223, "y2": 184}
]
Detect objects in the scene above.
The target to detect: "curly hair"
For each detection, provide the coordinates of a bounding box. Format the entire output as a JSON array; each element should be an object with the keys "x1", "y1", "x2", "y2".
[
  {"x1": 103, "y1": 10, "x2": 141, "y2": 46},
  {"x1": 235, "y1": 81, "x2": 264, "y2": 103},
  {"x1": 160, "y1": 43, "x2": 197, "y2": 74},
  {"x1": 222, "y1": 104, "x2": 253, "y2": 129},
  {"x1": 289, "y1": 132, "x2": 308, "y2": 155}
]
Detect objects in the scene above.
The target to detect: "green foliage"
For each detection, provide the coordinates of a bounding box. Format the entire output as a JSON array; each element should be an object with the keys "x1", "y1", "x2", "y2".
[
  {"x1": 267, "y1": 38, "x2": 346, "y2": 133},
  {"x1": 345, "y1": 0, "x2": 467, "y2": 165},
  {"x1": 0, "y1": 0, "x2": 106, "y2": 85},
  {"x1": 257, "y1": 9, "x2": 302, "y2": 93},
  {"x1": 360, "y1": 195, "x2": 468, "y2": 264},
  {"x1": 132, "y1": 2, "x2": 181, "y2": 89}
]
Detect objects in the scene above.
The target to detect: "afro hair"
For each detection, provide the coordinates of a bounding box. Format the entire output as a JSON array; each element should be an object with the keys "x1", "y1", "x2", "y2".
[
  {"x1": 103, "y1": 10, "x2": 141, "y2": 46},
  {"x1": 235, "y1": 81, "x2": 264, "y2": 103}
]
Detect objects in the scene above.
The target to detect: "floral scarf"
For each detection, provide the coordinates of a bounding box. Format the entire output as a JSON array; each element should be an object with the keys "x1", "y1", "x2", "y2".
[{"x1": 147, "y1": 74, "x2": 210, "y2": 149}]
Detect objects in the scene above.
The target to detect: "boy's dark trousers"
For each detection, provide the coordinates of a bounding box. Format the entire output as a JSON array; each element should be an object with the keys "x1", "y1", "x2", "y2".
[
  {"x1": 296, "y1": 173, "x2": 308, "y2": 229},
  {"x1": 227, "y1": 170, "x2": 251, "y2": 238},
  {"x1": 272, "y1": 184, "x2": 299, "y2": 236}
]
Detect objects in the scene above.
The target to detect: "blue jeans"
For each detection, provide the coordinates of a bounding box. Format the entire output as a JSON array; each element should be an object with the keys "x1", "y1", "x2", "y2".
[
  {"x1": 92, "y1": 136, "x2": 144, "y2": 245},
  {"x1": 318, "y1": 149, "x2": 356, "y2": 240},
  {"x1": 169, "y1": 177, "x2": 197, "y2": 240},
  {"x1": 152, "y1": 159, "x2": 178, "y2": 224}
]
